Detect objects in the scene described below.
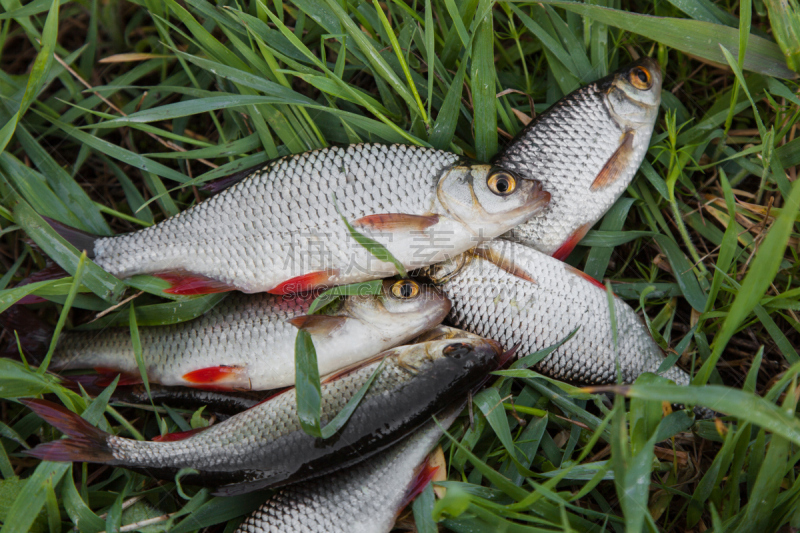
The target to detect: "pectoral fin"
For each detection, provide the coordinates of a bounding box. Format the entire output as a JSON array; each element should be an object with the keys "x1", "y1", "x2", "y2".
[
  {"x1": 288, "y1": 315, "x2": 348, "y2": 336},
  {"x1": 155, "y1": 272, "x2": 236, "y2": 296},
  {"x1": 353, "y1": 213, "x2": 440, "y2": 232},
  {"x1": 565, "y1": 265, "x2": 607, "y2": 291},
  {"x1": 268, "y1": 270, "x2": 338, "y2": 295},
  {"x1": 591, "y1": 131, "x2": 634, "y2": 190},
  {"x1": 182, "y1": 365, "x2": 250, "y2": 390},
  {"x1": 473, "y1": 247, "x2": 536, "y2": 284}
]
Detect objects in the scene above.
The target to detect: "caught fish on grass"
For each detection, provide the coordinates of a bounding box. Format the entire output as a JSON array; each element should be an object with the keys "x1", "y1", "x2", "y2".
[
  {"x1": 22, "y1": 335, "x2": 501, "y2": 495},
  {"x1": 496, "y1": 58, "x2": 662, "y2": 259},
  {"x1": 42, "y1": 144, "x2": 549, "y2": 295},
  {"x1": 422, "y1": 240, "x2": 690, "y2": 386},
  {"x1": 9, "y1": 279, "x2": 449, "y2": 390},
  {"x1": 236, "y1": 402, "x2": 462, "y2": 533}
]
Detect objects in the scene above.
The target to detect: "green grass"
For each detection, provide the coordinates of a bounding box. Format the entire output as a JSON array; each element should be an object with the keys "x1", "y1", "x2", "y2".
[{"x1": 0, "y1": 0, "x2": 799, "y2": 531}]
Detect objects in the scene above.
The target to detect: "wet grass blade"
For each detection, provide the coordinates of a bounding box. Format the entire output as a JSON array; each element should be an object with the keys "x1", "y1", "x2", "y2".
[{"x1": 538, "y1": 0, "x2": 796, "y2": 79}]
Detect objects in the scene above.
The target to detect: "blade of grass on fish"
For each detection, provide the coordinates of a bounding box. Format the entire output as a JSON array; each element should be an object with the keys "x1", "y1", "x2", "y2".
[
  {"x1": 0, "y1": 0, "x2": 58, "y2": 155},
  {"x1": 37, "y1": 251, "x2": 87, "y2": 374},
  {"x1": 538, "y1": 0, "x2": 796, "y2": 78},
  {"x1": 295, "y1": 329, "x2": 323, "y2": 437},
  {"x1": 12, "y1": 198, "x2": 126, "y2": 303},
  {"x1": 307, "y1": 280, "x2": 383, "y2": 315},
  {"x1": 332, "y1": 194, "x2": 408, "y2": 278},
  {"x1": 319, "y1": 358, "x2": 385, "y2": 439},
  {"x1": 77, "y1": 293, "x2": 229, "y2": 329},
  {"x1": 471, "y1": 7, "x2": 496, "y2": 161},
  {"x1": 694, "y1": 168, "x2": 800, "y2": 385}
]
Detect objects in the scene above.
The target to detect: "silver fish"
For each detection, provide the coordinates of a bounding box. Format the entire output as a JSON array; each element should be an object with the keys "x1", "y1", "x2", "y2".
[
  {"x1": 495, "y1": 58, "x2": 662, "y2": 259},
  {"x1": 24, "y1": 334, "x2": 500, "y2": 495},
  {"x1": 235, "y1": 404, "x2": 462, "y2": 533},
  {"x1": 47, "y1": 279, "x2": 449, "y2": 390},
  {"x1": 422, "y1": 240, "x2": 689, "y2": 385},
  {"x1": 48, "y1": 144, "x2": 549, "y2": 295}
]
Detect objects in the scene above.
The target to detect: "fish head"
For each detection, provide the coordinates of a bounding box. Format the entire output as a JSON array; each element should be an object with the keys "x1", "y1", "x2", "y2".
[
  {"x1": 604, "y1": 57, "x2": 662, "y2": 128},
  {"x1": 395, "y1": 337, "x2": 503, "y2": 373},
  {"x1": 341, "y1": 278, "x2": 451, "y2": 335},
  {"x1": 436, "y1": 164, "x2": 551, "y2": 240}
]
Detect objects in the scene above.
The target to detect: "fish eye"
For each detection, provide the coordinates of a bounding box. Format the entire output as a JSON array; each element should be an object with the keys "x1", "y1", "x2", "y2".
[
  {"x1": 629, "y1": 66, "x2": 652, "y2": 90},
  {"x1": 487, "y1": 171, "x2": 517, "y2": 196},
  {"x1": 391, "y1": 280, "x2": 420, "y2": 299}
]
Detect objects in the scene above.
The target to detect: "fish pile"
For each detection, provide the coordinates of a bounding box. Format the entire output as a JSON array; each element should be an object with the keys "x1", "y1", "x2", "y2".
[{"x1": 14, "y1": 57, "x2": 690, "y2": 531}]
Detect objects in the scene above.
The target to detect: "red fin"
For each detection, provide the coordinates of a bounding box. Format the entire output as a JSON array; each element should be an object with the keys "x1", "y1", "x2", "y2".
[
  {"x1": 287, "y1": 315, "x2": 347, "y2": 336},
  {"x1": 20, "y1": 399, "x2": 114, "y2": 462},
  {"x1": 591, "y1": 131, "x2": 635, "y2": 190},
  {"x1": 473, "y1": 247, "x2": 536, "y2": 284},
  {"x1": 182, "y1": 365, "x2": 248, "y2": 388},
  {"x1": 152, "y1": 427, "x2": 208, "y2": 442},
  {"x1": 400, "y1": 462, "x2": 440, "y2": 509},
  {"x1": 267, "y1": 270, "x2": 338, "y2": 295},
  {"x1": 353, "y1": 213, "x2": 439, "y2": 232},
  {"x1": 552, "y1": 223, "x2": 591, "y2": 261},
  {"x1": 93, "y1": 368, "x2": 143, "y2": 387},
  {"x1": 565, "y1": 265, "x2": 609, "y2": 292},
  {"x1": 155, "y1": 272, "x2": 235, "y2": 296}
]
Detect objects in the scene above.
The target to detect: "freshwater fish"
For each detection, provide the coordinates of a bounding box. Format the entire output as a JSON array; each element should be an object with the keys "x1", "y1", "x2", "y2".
[
  {"x1": 45, "y1": 144, "x2": 549, "y2": 295},
  {"x1": 23, "y1": 334, "x2": 501, "y2": 495},
  {"x1": 235, "y1": 403, "x2": 462, "y2": 533},
  {"x1": 495, "y1": 58, "x2": 662, "y2": 259},
  {"x1": 421, "y1": 240, "x2": 690, "y2": 386},
  {"x1": 43, "y1": 278, "x2": 449, "y2": 390}
]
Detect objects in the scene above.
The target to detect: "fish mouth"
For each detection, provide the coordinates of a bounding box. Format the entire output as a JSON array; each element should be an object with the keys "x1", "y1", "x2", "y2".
[{"x1": 503, "y1": 179, "x2": 551, "y2": 221}]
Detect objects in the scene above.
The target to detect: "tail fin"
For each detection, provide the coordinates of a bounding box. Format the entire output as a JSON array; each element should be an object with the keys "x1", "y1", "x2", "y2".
[
  {"x1": 20, "y1": 399, "x2": 114, "y2": 463},
  {"x1": 0, "y1": 306, "x2": 53, "y2": 364},
  {"x1": 41, "y1": 216, "x2": 98, "y2": 258}
]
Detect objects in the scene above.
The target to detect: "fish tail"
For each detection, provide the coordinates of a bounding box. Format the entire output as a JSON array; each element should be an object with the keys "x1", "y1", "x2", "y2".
[
  {"x1": 21, "y1": 399, "x2": 114, "y2": 463},
  {"x1": 41, "y1": 216, "x2": 98, "y2": 258},
  {"x1": 0, "y1": 305, "x2": 53, "y2": 364}
]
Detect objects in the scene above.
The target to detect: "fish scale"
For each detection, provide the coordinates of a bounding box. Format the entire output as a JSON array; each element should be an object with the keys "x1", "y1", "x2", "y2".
[
  {"x1": 495, "y1": 58, "x2": 662, "y2": 257},
  {"x1": 94, "y1": 144, "x2": 456, "y2": 287},
  {"x1": 424, "y1": 240, "x2": 689, "y2": 385},
  {"x1": 25, "y1": 337, "x2": 500, "y2": 495},
  {"x1": 59, "y1": 142, "x2": 548, "y2": 295},
  {"x1": 236, "y1": 406, "x2": 462, "y2": 533},
  {"x1": 48, "y1": 280, "x2": 450, "y2": 390}
]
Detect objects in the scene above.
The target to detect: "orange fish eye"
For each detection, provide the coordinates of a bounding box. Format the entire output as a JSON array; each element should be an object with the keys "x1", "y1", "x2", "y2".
[
  {"x1": 629, "y1": 66, "x2": 652, "y2": 90},
  {"x1": 391, "y1": 280, "x2": 420, "y2": 299},
  {"x1": 487, "y1": 171, "x2": 517, "y2": 196}
]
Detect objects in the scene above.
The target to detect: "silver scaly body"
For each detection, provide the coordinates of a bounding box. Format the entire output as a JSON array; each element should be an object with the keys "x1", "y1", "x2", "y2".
[
  {"x1": 235, "y1": 406, "x2": 461, "y2": 533},
  {"x1": 496, "y1": 58, "x2": 662, "y2": 257},
  {"x1": 424, "y1": 240, "x2": 689, "y2": 385},
  {"x1": 48, "y1": 280, "x2": 450, "y2": 390},
  {"x1": 89, "y1": 144, "x2": 547, "y2": 293}
]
